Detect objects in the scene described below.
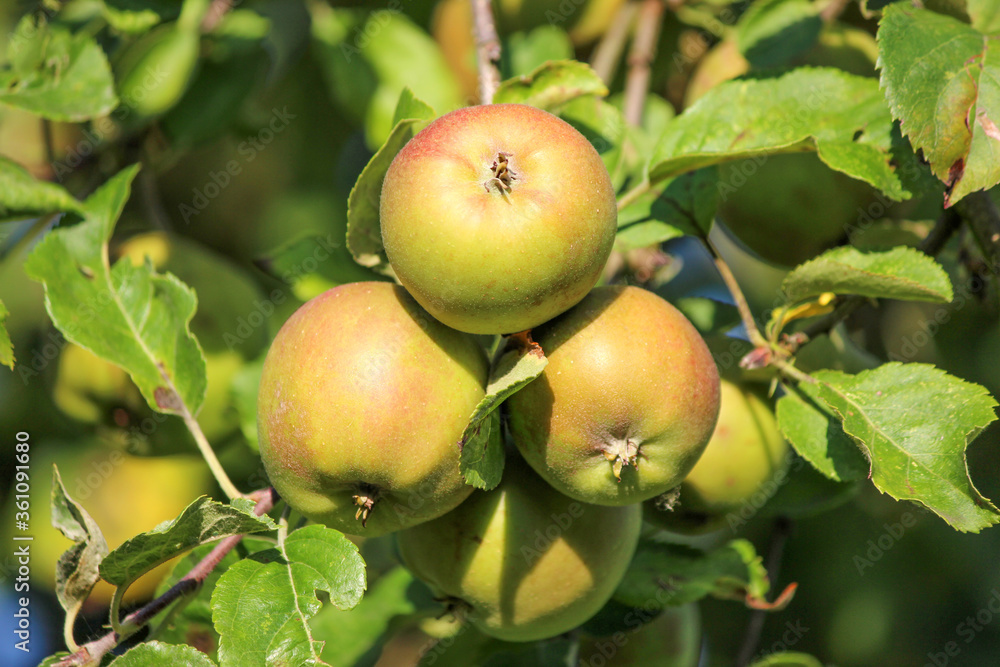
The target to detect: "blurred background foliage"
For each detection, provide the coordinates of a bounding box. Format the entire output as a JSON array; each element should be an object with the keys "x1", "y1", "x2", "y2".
[{"x1": 0, "y1": 1, "x2": 998, "y2": 665}]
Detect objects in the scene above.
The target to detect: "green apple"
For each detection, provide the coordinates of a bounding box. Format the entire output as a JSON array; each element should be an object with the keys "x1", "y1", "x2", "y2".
[
  {"x1": 115, "y1": 22, "x2": 200, "y2": 121},
  {"x1": 507, "y1": 285, "x2": 721, "y2": 506},
  {"x1": 380, "y1": 103, "x2": 617, "y2": 334},
  {"x1": 577, "y1": 603, "x2": 701, "y2": 667},
  {"x1": 644, "y1": 379, "x2": 788, "y2": 534},
  {"x1": 396, "y1": 455, "x2": 642, "y2": 642},
  {"x1": 257, "y1": 282, "x2": 488, "y2": 537}
]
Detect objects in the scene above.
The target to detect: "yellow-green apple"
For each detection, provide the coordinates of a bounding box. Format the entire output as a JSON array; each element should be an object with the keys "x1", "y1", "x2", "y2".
[
  {"x1": 644, "y1": 379, "x2": 789, "y2": 534},
  {"x1": 507, "y1": 285, "x2": 720, "y2": 506},
  {"x1": 577, "y1": 603, "x2": 701, "y2": 667},
  {"x1": 379, "y1": 103, "x2": 617, "y2": 335},
  {"x1": 257, "y1": 282, "x2": 488, "y2": 536},
  {"x1": 397, "y1": 455, "x2": 642, "y2": 642}
]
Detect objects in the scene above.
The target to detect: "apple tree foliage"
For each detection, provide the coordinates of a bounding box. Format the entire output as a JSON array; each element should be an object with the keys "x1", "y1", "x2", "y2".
[{"x1": 1, "y1": 0, "x2": 999, "y2": 665}]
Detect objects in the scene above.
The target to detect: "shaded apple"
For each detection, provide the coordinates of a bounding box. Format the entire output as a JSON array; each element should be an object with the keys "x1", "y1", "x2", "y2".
[
  {"x1": 380, "y1": 103, "x2": 617, "y2": 334},
  {"x1": 397, "y1": 455, "x2": 642, "y2": 642},
  {"x1": 644, "y1": 379, "x2": 789, "y2": 534},
  {"x1": 507, "y1": 285, "x2": 720, "y2": 506},
  {"x1": 577, "y1": 602, "x2": 701, "y2": 667},
  {"x1": 257, "y1": 282, "x2": 488, "y2": 537},
  {"x1": 684, "y1": 25, "x2": 880, "y2": 267}
]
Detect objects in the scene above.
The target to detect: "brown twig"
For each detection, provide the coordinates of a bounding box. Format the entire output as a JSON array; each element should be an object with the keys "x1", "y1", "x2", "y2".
[
  {"x1": 623, "y1": 0, "x2": 665, "y2": 126},
  {"x1": 54, "y1": 488, "x2": 278, "y2": 667},
  {"x1": 953, "y1": 190, "x2": 1000, "y2": 273},
  {"x1": 200, "y1": 0, "x2": 234, "y2": 32},
  {"x1": 819, "y1": 0, "x2": 851, "y2": 23},
  {"x1": 590, "y1": 1, "x2": 639, "y2": 85},
  {"x1": 471, "y1": 0, "x2": 502, "y2": 104}
]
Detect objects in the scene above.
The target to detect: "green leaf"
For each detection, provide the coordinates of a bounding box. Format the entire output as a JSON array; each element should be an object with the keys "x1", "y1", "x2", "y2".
[
  {"x1": 780, "y1": 246, "x2": 954, "y2": 304},
  {"x1": 736, "y1": 0, "x2": 823, "y2": 68},
  {"x1": 0, "y1": 16, "x2": 118, "y2": 121},
  {"x1": 776, "y1": 382, "x2": 870, "y2": 482},
  {"x1": 877, "y1": 4, "x2": 1000, "y2": 206},
  {"x1": 100, "y1": 496, "x2": 276, "y2": 590},
  {"x1": 312, "y1": 566, "x2": 421, "y2": 666},
  {"x1": 614, "y1": 539, "x2": 793, "y2": 610},
  {"x1": 505, "y1": 25, "x2": 574, "y2": 78},
  {"x1": 391, "y1": 87, "x2": 436, "y2": 127},
  {"x1": 259, "y1": 234, "x2": 391, "y2": 302},
  {"x1": 460, "y1": 343, "x2": 549, "y2": 490},
  {"x1": 813, "y1": 363, "x2": 1000, "y2": 532},
  {"x1": 558, "y1": 95, "x2": 627, "y2": 189},
  {"x1": 109, "y1": 641, "x2": 218, "y2": 666},
  {"x1": 212, "y1": 524, "x2": 367, "y2": 667},
  {"x1": 309, "y1": 7, "x2": 461, "y2": 148},
  {"x1": 102, "y1": 0, "x2": 180, "y2": 33},
  {"x1": 493, "y1": 60, "x2": 608, "y2": 110},
  {"x1": 460, "y1": 410, "x2": 504, "y2": 491},
  {"x1": 751, "y1": 652, "x2": 824, "y2": 667},
  {"x1": 346, "y1": 91, "x2": 435, "y2": 271},
  {"x1": 649, "y1": 68, "x2": 908, "y2": 201},
  {"x1": 0, "y1": 299, "x2": 12, "y2": 368},
  {"x1": 24, "y1": 166, "x2": 207, "y2": 416},
  {"x1": 153, "y1": 536, "x2": 275, "y2": 661},
  {"x1": 0, "y1": 155, "x2": 84, "y2": 221},
  {"x1": 616, "y1": 168, "x2": 719, "y2": 248},
  {"x1": 50, "y1": 465, "x2": 109, "y2": 619}
]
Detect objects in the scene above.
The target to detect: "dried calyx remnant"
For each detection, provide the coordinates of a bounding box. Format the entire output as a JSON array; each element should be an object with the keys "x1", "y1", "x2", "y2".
[
  {"x1": 484, "y1": 152, "x2": 516, "y2": 193},
  {"x1": 352, "y1": 483, "x2": 380, "y2": 527},
  {"x1": 602, "y1": 438, "x2": 641, "y2": 481}
]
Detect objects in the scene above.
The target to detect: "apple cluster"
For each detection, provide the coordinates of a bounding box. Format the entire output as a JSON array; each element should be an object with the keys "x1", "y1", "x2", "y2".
[{"x1": 257, "y1": 104, "x2": 780, "y2": 643}]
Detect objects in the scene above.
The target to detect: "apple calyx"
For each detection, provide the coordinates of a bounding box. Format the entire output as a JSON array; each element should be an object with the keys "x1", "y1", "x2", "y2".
[
  {"x1": 484, "y1": 151, "x2": 516, "y2": 193},
  {"x1": 602, "y1": 438, "x2": 641, "y2": 481},
  {"x1": 434, "y1": 595, "x2": 473, "y2": 623},
  {"x1": 352, "y1": 484, "x2": 380, "y2": 527}
]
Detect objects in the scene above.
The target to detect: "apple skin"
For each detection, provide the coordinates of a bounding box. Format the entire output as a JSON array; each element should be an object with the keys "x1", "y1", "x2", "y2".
[
  {"x1": 380, "y1": 103, "x2": 617, "y2": 335},
  {"x1": 644, "y1": 380, "x2": 789, "y2": 534},
  {"x1": 577, "y1": 603, "x2": 701, "y2": 667},
  {"x1": 257, "y1": 282, "x2": 488, "y2": 537},
  {"x1": 507, "y1": 285, "x2": 721, "y2": 506},
  {"x1": 396, "y1": 455, "x2": 642, "y2": 642}
]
